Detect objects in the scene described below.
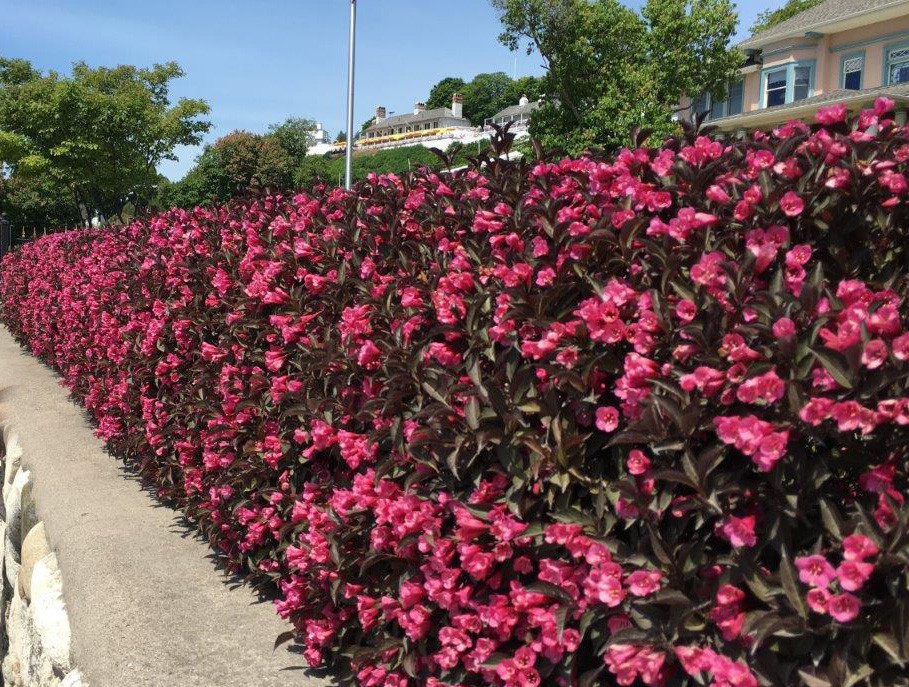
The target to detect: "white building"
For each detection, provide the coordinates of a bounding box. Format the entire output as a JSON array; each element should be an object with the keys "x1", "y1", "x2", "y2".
[{"x1": 485, "y1": 95, "x2": 540, "y2": 130}]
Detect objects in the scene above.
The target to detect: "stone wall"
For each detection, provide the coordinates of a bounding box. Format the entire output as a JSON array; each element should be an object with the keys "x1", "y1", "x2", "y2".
[{"x1": 0, "y1": 430, "x2": 84, "y2": 687}]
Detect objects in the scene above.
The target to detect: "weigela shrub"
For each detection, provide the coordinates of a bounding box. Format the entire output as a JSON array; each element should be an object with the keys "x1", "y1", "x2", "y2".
[{"x1": 3, "y1": 99, "x2": 909, "y2": 687}]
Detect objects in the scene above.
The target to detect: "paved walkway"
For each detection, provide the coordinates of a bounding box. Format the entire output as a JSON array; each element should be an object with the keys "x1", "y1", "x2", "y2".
[{"x1": 0, "y1": 325, "x2": 331, "y2": 687}]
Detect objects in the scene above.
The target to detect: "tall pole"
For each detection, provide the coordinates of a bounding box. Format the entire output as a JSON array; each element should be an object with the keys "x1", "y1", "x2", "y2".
[{"x1": 344, "y1": 0, "x2": 357, "y2": 190}]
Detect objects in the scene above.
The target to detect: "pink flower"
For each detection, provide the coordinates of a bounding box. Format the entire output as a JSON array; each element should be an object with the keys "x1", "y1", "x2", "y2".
[
  {"x1": 584, "y1": 565, "x2": 626, "y2": 607},
  {"x1": 816, "y1": 103, "x2": 847, "y2": 125},
  {"x1": 772, "y1": 317, "x2": 796, "y2": 339},
  {"x1": 799, "y1": 397, "x2": 835, "y2": 425},
  {"x1": 842, "y1": 533, "x2": 878, "y2": 561},
  {"x1": 357, "y1": 340, "x2": 382, "y2": 369},
  {"x1": 736, "y1": 369, "x2": 786, "y2": 404},
  {"x1": 264, "y1": 349, "x2": 286, "y2": 372},
  {"x1": 892, "y1": 333, "x2": 909, "y2": 361},
  {"x1": 780, "y1": 191, "x2": 805, "y2": 217},
  {"x1": 675, "y1": 299, "x2": 696, "y2": 322},
  {"x1": 625, "y1": 570, "x2": 663, "y2": 596},
  {"x1": 710, "y1": 585, "x2": 746, "y2": 640},
  {"x1": 706, "y1": 185, "x2": 731, "y2": 204},
  {"x1": 626, "y1": 450, "x2": 651, "y2": 476},
  {"x1": 806, "y1": 587, "x2": 830, "y2": 613},
  {"x1": 595, "y1": 406, "x2": 620, "y2": 432},
  {"x1": 427, "y1": 342, "x2": 462, "y2": 367},
  {"x1": 719, "y1": 515, "x2": 756, "y2": 548},
  {"x1": 836, "y1": 560, "x2": 873, "y2": 591},
  {"x1": 795, "y1": 554, "x2": 835, "y2": 588},
  {"x1": 535, "y1": 267, "x2": 556, "y2": 286},
  {"x1": 400, "y1": 287, "x2": 423, "y2": 308},
  {"x1": 714, "y1": 415, "x2": 789, "y2": 470},
  {"x1": 861, "y1": 339, "x2": 888, "y2": 369},
  {"x1": 827, "y1": 592, "x2": 861, "y2": 623},
  {"x1": 874, "y1": 96, "x2": 896, "y2": 116},
  {"x1": 680, "y1": 366, "x2": 725, "y2": 397}
]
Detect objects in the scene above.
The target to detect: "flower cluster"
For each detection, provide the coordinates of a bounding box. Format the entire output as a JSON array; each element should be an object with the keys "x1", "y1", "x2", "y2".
[{"x1": 2, "y1": 103, "x2": 909, "y2": 687}]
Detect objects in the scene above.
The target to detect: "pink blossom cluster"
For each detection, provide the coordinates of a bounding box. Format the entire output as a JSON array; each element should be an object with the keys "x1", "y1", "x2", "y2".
[
  {"x1": 2, "y1": 100, "x2": 909, "y2": 686},
  {"x1": 796, "y1": 534, "x2": 878, "y2": 623}
]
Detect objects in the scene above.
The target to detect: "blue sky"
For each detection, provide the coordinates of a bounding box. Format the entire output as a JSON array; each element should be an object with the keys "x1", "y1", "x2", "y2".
[{"x1": 2, "y1": 0, "x2": 770, "y2": 180}]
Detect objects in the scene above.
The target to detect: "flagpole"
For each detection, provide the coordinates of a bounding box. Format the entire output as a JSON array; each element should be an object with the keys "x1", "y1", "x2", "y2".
[{"x1": 344, "y1": 0, "x2": 357, "y2": 190}]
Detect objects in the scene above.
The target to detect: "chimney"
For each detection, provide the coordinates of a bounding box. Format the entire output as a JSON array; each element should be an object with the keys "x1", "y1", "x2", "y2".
[
  {"x1": 451, "y1": 93, "x2": 463, "y2": 119},
  {"x1": 519, "y1": 94, "x2": 529, "y2": 106},
  {"x1": 375, "y1": 106, "x2": 386, "y2": 123},
  {"x1": 414, "y1": 102, "x2": 426, "y2": 115}
]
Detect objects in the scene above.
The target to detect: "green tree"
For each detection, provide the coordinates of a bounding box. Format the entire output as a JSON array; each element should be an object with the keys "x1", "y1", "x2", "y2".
[
  {"x1": 492, "y1": 0, "x2": 740, "y2": 152},
  {"x1": 158, "y1": 130, "x2": 294, "y2": 209},
  {"x1": 462, "y1": 72, "x2": 513, "y2": 125},
  {"x1": 426, "y1": 77, "x2": 466, "y2": 110},
  {"x1": 293, "y1": 141, "x2": 489, "y2": 190},
  {"x1": 335, "y1": 131, "x2": 347, "y2": 143},
  {"x1": 0, "y1": 170, "x2": 83, "y2": 228},
  {"x1": 751, "y1": 0, "x2": 823, "y2": 33},
  {"x1": 0, "y1": 58, "x2": 210, "y2": 223},
  {"x1": 267, "y1": 117, "x2": 316, "y2": 159},
  {"x1": 503, "y1": 75, "x2": 543, "y2": 106}
]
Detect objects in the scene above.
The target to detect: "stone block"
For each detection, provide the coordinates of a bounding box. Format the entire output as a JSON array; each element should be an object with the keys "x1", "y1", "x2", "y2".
[
  {"x1": 4, "y1": 583, "x2": 29, "y2": 687},
  {"x1": 19, "y1": 521, "x2": 50, "y2": 601},
  {"x1": 61, "y1": 668, "x2": 86, "y2": 686},
  {"x1": 2, "y1": 429, "x2": 22, "y2": 507},
  {"x1": 19, "y1": 479, "x2": 39, "y2": 546},
  {"x1": 30, "y1": 552, "x2": 73, "y2": 675}
]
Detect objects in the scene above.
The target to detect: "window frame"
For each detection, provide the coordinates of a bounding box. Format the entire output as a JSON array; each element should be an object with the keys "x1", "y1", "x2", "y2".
[
  {"x1": 840, "y1": 50, "x2": 865, "y2": 90},
  {"x1": 765, "y1": 68, "x2": 789, "y2": 108},
  {"x1": 693, "y1": 79, "x2": 745, "y2": 121},
  {"x1": 884, "y1": 40, "x2": 909, "y2": 86},
  {"x1": 759, "y1": 60, "x2": 816, "y2": 109}
]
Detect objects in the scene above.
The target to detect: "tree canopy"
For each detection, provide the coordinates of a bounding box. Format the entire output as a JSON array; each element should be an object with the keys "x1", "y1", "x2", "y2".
[
  {"x1": 492, "y1": 0, "x2": 740, "y2": 152},
  {"x1": 426, "y1": 77, "x2": 466, "y2": 110},
  {"x1": 158, "y1": 115, "x2": 325, "y2": 209},
  {"x1": 0, "y1": 58, "x2": 210, "y2": 224},
  {"x1": 751, "y1": 0, "x2": 823, "y2": 33},
  {"x1": 157, "y1": 128, "x2": 299, "y2": 210},
  {"x1": 425, "y1": 72, "x2": 542, "y2": 125},
  {"x1": 462, "y1": 72, "x2": 513, "y2": 124},
  {"x1": 267, "y1": 117, "x2": 316, "y2": 160}
]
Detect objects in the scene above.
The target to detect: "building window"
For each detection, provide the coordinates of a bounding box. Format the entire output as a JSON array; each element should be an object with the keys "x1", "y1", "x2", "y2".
[
  {"x1": 887, "y1": 46, "x2": 909, "y2": 85},
  {"x1": 761, "y1": 61, "x2": 815, "y2": 108},
  {"x1": 694, "y1": 80, "x2": 744, "y2": 121},
  {"x1": 726, "y1": 81, "x2": 744, "y2": 116},
  {"x1": 793, "y1": 66, "x2": 811, "y2": 100},
  {"x1": 842, "y1": 53, "x2": 864, "y2": 90},
  {"x1": 766, "y1": 68, "x2": 787, "y2": 107}
]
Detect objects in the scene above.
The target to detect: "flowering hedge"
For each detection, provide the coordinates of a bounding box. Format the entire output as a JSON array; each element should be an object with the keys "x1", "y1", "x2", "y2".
[{"x1": 2, "y1": 100, "x2": 909, "y2": 687}]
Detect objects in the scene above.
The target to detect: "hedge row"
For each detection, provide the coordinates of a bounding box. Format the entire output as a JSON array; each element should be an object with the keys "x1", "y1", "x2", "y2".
[{"x1": 2, "y1": 103, "x2": 909, "y2": 687}]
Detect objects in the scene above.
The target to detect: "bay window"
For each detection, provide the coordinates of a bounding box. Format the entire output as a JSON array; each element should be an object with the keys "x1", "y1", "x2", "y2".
[{"x1": 761, "y1": 61, "x2": 815, "y2": 108}]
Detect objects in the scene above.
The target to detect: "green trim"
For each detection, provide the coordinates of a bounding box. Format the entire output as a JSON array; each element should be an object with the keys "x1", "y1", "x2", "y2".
[
  {"x1": 762, "y1": 43, "x2": 818, "y2": 59},
  {"x1": 883, "y1": 39, "x2": 909, "y2": 86},
  {"x1": 840, "y1": 50, "x2": 865, "y2": 90},
  {"x1": 831, "y1": 29, "x2": 909, "y2": 54},
  {"x1": 759, "y1": 60, "x2": 816, "y2": 109}
]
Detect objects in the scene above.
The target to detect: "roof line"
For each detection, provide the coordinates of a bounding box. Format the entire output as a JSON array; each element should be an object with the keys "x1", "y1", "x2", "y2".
[{"x1": 741, "y1": 0, "x2": 908, "y2": 49}]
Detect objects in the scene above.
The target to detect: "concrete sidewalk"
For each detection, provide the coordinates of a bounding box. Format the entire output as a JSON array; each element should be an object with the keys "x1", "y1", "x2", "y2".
[{"x1": 0, "y1": 325, "x2": 331, "y2": 687}]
